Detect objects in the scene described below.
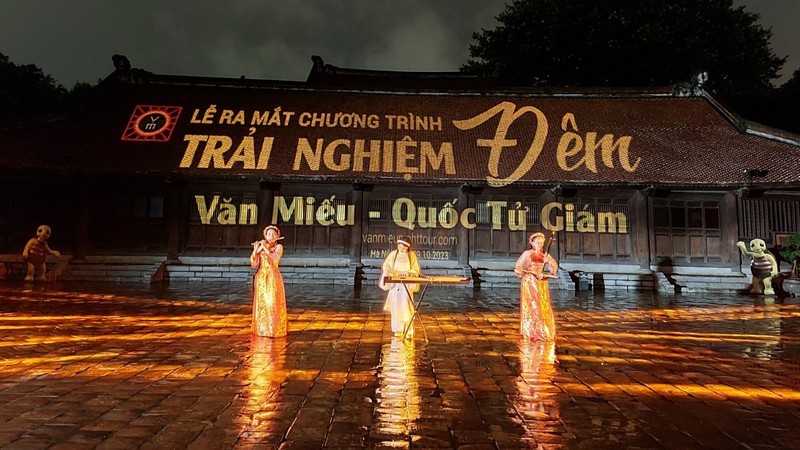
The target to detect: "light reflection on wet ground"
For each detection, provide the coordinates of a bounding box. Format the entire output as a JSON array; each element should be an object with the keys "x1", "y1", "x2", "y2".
[{"x1": 0, "y1": 280, "x2": 799, "y2": 448}]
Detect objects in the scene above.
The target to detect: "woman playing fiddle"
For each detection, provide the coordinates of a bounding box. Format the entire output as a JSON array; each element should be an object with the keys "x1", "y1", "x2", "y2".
[{"x1": 514, "y1": 232, "x2": 558, "y2": 341}]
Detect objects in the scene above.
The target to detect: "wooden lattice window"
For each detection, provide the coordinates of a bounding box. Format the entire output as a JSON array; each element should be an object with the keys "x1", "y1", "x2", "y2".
[
  {"x1": 366, "y1": 192, "x2": 459, "y2": 261},
  {"x1": 470, "y1": 194, "x2": 541, "y2": 259},
  {"x1": 562, "y1": 197, "x2": 633, "y2": 261},
  {"x1": 738, "y1": 198, "x2": 800, "y2": 244},
  {"x1": 653, "y1": 198, "x2": 721, "y2": 265}
]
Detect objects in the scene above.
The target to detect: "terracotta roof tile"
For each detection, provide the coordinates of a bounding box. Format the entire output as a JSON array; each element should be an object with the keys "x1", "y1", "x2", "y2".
[{"x1": 1, "y1": 73, "x2": 799, "y2": 189}]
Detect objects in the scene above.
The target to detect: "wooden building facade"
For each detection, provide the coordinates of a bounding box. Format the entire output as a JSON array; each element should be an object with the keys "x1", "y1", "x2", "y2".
[{"x1": 2, "y1": 57, "x2": 799, "y2": 292}]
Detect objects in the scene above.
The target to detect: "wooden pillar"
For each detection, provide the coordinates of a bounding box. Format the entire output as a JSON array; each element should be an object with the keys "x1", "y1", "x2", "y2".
[
  {"x1": 631, "y1": 190, "x2": 651, "y2": 270},
  {"x1": 721, "y1": 191, "x2": 740, "y2": 271},
  {"x1": 351, "y1": 183, "x2": 373, "y2": 290},
  {"x1": 349, "y1": 185, "x2": 371, "y2": 265},
  {"x1": 540, "y1": 189, "x2": 559, "y2": 259},
  {"x1": 257, "y1": 181, "x2": 280, "y2": 226},
  {"x1": 166, "y1": 180, "x2": 187, "y2": 261},
  {"x1": 72, "y1": 179, "x2": 90, "y2": 261},
  {"x1": 457, "y1": 186, "x2": 471, "y2": 267}
]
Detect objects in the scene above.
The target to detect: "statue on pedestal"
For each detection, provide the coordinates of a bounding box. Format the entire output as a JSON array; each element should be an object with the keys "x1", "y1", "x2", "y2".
[
  {"x1": 22, "y1": 225, "x2": 61, "y2": 281},
  {"x1": 737, "y1": 238, "x2": 778, "y2": 295}
]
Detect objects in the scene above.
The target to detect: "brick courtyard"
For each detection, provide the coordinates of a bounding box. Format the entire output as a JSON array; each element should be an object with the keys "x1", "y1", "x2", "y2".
[{"x1": 0, "y1": 281, "x2": 799, "y2": 449}]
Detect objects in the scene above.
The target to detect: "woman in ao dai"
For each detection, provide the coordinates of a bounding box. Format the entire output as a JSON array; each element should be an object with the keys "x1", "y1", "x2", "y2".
[
  {"x1": 515, "y1": 232, "x2": 557, "y2": 341},
  {"x1": 379, "y1": 237, "x2": 420, "y2": 338},
  {"x1": 250, "y1": 225, "x2": 288, "y2": 337}
]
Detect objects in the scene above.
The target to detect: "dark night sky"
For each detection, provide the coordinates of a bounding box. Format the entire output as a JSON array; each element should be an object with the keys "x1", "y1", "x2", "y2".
[{"x1": 1, "y1": 1, "x2": 797, "y2": 88}]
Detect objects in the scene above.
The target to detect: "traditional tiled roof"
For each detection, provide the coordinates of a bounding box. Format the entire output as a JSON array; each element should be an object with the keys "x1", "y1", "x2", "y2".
[{"x1": 2, "y1": 60, "x2": 799, "y2": 189}]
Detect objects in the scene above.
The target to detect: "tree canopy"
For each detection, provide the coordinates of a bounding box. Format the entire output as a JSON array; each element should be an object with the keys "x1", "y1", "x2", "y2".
[
  {"x1": 463, "y1": 0, "x2": 786, "y2": 100},
  {"x1": 781, "y1": 68, "x2": 800, "y2": 96},
  {"x1": 736, "y1": 67, "x2": 800, "y2": 134},
  {"x1": 0, "y1": 52, "x2": 92, "y2": 126}
]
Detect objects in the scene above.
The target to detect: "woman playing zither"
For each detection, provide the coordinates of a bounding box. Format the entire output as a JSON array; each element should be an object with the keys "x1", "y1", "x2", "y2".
[
  {"x1": 514, "y1": 232, "x2": 558, "y2": 341},
  {"x1": 378, "y1": 236, "x2": 420, "y2": 339}
]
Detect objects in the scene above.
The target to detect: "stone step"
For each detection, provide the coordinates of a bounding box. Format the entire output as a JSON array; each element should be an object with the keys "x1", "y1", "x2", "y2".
[
  {"x1": 166, "y1": 263, "x2": 356, "y2": 285},
  {"x1": 60, "y1": 261, "x2": 163, "y2": 282}
]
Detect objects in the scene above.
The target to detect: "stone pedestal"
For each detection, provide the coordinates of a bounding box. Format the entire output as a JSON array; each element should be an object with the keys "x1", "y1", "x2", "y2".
[{"x1": 782, "y1": 277, "x2": 800, "y2": 297}]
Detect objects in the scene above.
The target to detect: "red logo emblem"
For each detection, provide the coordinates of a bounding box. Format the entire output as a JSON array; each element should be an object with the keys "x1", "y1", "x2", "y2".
[{"x1": 121, "y1": 105, "x2": 182, "y2": 141}]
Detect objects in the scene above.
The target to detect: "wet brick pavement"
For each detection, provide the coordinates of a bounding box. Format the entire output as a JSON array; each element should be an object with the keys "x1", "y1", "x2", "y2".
[{"x1": 1, "y1": 280, "x2": 799, "y2": 449}]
